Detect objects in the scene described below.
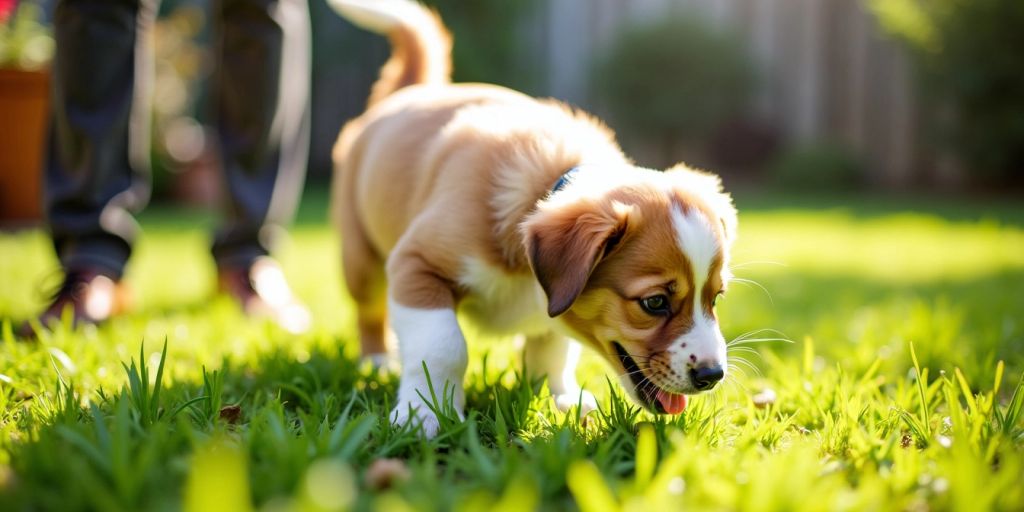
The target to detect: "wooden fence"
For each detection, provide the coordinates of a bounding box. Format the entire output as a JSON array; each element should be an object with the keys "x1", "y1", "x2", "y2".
[{"x1": 533, "y1": 0, "x2": 936, "y2": 186}]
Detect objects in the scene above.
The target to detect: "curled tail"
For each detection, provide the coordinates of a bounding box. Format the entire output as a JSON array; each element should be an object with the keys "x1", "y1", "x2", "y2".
[{"x1": 328, "y1": 0, "x2": 452, "y2": 107}]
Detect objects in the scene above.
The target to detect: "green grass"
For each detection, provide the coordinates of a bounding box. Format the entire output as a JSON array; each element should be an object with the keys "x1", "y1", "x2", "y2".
[{"x1": 1, "y1": 190, "x2": 1023, "y2": 511}]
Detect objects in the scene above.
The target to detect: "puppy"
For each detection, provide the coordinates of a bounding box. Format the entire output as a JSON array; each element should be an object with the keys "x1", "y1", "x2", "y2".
[{"x1": 329, "y1": 0, "x2": 737, "y2": 437}]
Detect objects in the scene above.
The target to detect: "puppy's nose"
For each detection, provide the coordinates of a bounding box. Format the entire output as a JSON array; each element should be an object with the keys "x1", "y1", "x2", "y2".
[{"x1": 690, "y1": 365, "x2": 725, "y2": 390}]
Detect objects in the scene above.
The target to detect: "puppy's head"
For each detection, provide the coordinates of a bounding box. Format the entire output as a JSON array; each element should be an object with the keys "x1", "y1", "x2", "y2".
[{"x1": 522, "y1": 165, "x2": 737, "y2": 414}]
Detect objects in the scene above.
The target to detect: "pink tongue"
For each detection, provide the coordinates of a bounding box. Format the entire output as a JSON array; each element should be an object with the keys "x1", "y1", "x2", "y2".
[{"x1": 656, "y1": 389, "x2": 688, "y2": 414}]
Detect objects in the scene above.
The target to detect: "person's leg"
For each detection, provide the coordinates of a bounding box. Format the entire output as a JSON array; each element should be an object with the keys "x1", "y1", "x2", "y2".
[
  {"x1": 23, "y1": 0, "x2": 157, "y2": 334},
  {"x1": 210, "y1": 0, "x2": 311, "y2": 268},
  {"x1": 46, "y1": 0, "x2": 157, "y2": 279},
  {"x1": 210, "y1": 0, "x2": 311, "y2": 333}
]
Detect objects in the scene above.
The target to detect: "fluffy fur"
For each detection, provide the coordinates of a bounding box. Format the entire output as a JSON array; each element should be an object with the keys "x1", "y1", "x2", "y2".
[{"x1": 330, "y1": 0, "x2": 738, "y2": 436}]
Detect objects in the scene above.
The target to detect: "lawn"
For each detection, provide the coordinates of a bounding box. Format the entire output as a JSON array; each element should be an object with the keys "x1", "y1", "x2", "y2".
[{"x1": 0, "y1": 190, "x2": 1022, "y2": 511}]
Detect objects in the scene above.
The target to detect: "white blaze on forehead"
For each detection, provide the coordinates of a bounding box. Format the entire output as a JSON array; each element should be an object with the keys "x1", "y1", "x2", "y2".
[
  {"x1": 670, "y1": 206, "x2": 720, "y2": 304},
  {"x1": 665, "y1": 206, "x2": 728, "y2": 386}
]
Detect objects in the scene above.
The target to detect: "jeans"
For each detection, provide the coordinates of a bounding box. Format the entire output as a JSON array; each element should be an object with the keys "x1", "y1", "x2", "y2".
[{"x1": 45, "y1": 0, "x2": 311, "y2": 278}]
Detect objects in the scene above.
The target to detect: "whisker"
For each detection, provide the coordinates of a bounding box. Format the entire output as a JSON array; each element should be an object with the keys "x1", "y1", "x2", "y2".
[
  {"x1": 723, "y1": 372, "x2": 750, "y2": 393},
  {"x1": 614, "y1": 364, "x2": 649, "y2": 377},
  {"x1": 728, "y1": 354, "x2": 761, "y2": 372},
  {"x1": 729, "y1": 329, "x2": 761, "y2": 343},
  {"x1": 606, "y1": 350, "x2": 659, "y2": 365},
  {"x1": 623, "y1": 355, "x2": 658, "y2": 362},
  {"x1": 729, "y1": 352, "x2": 756, "y2": 365},
  {"x1": 730, "y1": 278, "x2": 774, "y2": 305},
  {"x1": 730, "y1": 359, "x2": 762, "y2": 376},
  {"x1": 727, "y1": 350, "x2": 760, "y2": 360},
  {"x1": 728, "y1": 353, "x2": 763, "y2": 366},
  {"x1": 618, "y1": 369, "x2": 649, "y2": 380},
  {"x1": 738, "y1": 328, "x2": 789, "y2": 338},
  {"x1": 726, "y1": 364, "x2": 749, "y2": 380},
  {"x1": 727, "y1": 337, "x2": 795, "y2": 347},
  {"x1": 727, "y1": 328, "x2": 789, "y2": 344},
  {"x1": 725, "y1": 372, "x2": 751, "y2": 394},
  {"x1": 727, "y1": 346, "x2": 762, "y2": 357},
  {"x1": 729, "y1": 260, "x2": 787, "y2": 271},
  {"x1": 606, "y1": 349, "x2": 650, "y2": 359}
]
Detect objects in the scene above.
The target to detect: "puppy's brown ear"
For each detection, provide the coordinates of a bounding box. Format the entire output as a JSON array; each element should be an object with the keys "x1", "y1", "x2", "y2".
[{"x1": 523, "y1": 200, "x2": 632, "y2": 317}]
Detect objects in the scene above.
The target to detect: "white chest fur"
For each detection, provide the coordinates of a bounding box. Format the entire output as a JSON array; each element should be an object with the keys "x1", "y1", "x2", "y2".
[{"x1": 456, "y1": 257, "x2": 552, "y2": 336}]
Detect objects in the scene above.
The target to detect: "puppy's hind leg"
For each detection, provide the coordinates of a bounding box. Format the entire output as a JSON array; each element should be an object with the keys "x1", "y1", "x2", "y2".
[
  {"x1": 339, "y1": 213, "x2": 391, "y2": 365},
  {"x1": 353, "y1": 266, "x2": 390, "y2": 368},
  {"x1": 524, "y1": 333, "x2": 597, "y2": 415}
]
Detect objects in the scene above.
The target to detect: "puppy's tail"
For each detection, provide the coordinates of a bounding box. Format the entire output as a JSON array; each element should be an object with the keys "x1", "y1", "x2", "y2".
[{"x1": 328, "y1": 0, "x2": 451, "y2": 107}]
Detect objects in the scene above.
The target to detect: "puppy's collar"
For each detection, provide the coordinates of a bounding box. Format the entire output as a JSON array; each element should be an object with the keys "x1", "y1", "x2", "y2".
[{"x1": 550, "y1": 166, "x2": 581, "y2": 195}]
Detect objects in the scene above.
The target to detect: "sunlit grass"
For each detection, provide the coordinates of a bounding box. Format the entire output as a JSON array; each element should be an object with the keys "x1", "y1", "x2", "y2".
[
  {"x1": 740, "y1": 211, "x2": 1023, "y2": 280},
  {"x1": 0, "y1": 191, "x2": 1022, "y2": 511}
]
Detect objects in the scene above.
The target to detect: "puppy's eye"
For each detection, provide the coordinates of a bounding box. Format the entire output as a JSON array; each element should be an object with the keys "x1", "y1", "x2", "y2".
[{"x1": 639, "y1": 295, "x2": 670, "y2": 315}]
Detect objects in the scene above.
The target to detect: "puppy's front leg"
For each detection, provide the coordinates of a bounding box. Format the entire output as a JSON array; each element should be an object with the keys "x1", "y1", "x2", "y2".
[
  {"x1": 524, "y1": 333, "x2": 596, "y2": 415},
  {"x1": 389, "y1": 299, "x2": 467, "y2": 437}
]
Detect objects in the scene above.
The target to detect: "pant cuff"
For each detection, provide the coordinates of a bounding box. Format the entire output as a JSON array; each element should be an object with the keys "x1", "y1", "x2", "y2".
[
  {"x1": 59, "y1": 237, "x2": 131, "y2": 280},
  {"x1": 212, "y1": 246, "x2": 268, "y2": 271}
]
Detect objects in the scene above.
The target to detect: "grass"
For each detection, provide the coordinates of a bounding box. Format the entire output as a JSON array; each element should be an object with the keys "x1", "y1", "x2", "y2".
[{"x1": 0, "y1": 189, "x2": 1023, "y2": 511}]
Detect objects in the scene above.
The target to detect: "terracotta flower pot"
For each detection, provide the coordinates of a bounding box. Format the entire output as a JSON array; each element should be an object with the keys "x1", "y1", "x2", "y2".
[{"x1": 0, "y1": 68, "x2": 49, "y2": 227}]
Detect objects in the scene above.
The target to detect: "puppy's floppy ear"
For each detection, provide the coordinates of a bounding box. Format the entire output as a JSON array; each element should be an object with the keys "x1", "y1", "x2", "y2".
[
  {"x1": 522, "y1": 200, "x2": 632, "y2": 317},
  {"x1": 665, "y1": 165, "x2": 738, "y2": 246}
]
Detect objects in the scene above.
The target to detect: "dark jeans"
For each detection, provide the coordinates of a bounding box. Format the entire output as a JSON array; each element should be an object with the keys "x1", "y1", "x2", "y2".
[{"x1": 45, "y1": 0, "x2": 311, "y2": 278}]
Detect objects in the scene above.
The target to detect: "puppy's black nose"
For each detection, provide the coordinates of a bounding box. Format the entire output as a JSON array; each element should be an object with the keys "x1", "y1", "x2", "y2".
[{"x1": 690, "y1": 365, "x2": 724, "y2": 390}]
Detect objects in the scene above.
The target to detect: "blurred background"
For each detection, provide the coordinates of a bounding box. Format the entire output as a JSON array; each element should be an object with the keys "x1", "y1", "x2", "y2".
[{"x1": 3, "y1": 0, "x2": 1023, "y2": 217}]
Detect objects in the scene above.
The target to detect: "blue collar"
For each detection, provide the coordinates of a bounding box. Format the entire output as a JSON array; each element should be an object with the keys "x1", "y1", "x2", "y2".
[{"x1": 550, "y1": 166, "x2": 580, "y2": 195}]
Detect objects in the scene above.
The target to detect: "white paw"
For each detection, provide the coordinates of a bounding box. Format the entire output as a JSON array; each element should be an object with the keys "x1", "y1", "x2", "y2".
[
  {"x1": 553, "y1": 389, "x2": 598, "y2": 416},
  {"x1": 390, "y1": 389, "x2": 464, "y2": 439},
  {"x1": 362, "y1": 353, "x2": 399, "y2": 374},
  {"x1": 391, "y1": 399, "x2": 442, "y2": 438}
]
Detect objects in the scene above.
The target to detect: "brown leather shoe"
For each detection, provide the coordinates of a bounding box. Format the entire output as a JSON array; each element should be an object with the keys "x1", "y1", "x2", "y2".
[
  {"x1": 18, "y1": 268, "x2": 131, "y2": 337},
  {"x1": 218, "y1": 256, "x2": 311, "y2": 334}
]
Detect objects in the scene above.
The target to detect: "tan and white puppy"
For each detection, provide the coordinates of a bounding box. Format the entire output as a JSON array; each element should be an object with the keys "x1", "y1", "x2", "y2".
[{"x1": 329, "y1": 0, "x2": 737, "y2": 437}]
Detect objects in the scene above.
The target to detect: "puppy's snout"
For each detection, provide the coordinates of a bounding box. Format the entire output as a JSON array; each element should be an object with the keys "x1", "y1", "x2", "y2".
[{"x1": 690, "y1": 365, "x2": 724, "y2": 390}]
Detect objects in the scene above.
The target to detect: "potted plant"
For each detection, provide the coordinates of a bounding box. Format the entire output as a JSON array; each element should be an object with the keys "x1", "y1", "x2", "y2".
[{"x1": 0, "y1": 0, "x2": 53, "y2": 226}]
